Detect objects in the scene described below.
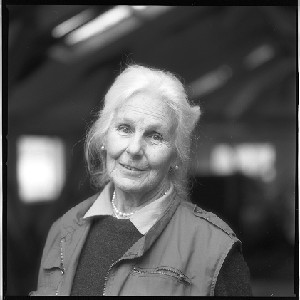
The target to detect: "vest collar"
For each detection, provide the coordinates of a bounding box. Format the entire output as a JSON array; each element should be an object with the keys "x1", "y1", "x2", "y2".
[
  {"x1": 58, "y1": 186, "x2": 181, "y2": 263},
  {"x1": 83, "y1": 182, "x2": 175, "y2": 234},
  {"x1": 122, "y1": 191, "x2": 181, "y2": 259},
  {"x1": 60, "y1": 193, "x2": 99, "y2": 238}
]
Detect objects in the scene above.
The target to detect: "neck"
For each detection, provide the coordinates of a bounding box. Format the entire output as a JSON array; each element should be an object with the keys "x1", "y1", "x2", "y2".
[{"x1": 113, "y1": 179, "x2": 170, "y2": 214}]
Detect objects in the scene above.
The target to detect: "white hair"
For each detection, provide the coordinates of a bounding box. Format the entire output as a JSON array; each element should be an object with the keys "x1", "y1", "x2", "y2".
[{"x1": 85, "y1": 64, "x2": 201, "y2": 198}]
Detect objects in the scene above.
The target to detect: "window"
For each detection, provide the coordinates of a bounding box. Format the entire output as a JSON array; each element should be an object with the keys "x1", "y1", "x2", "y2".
[
  {"x1": 211, "y1": 143, "x2": 276, "y2": 182},
  {"x1": 17, "y1": 136, "x2": 66, "y2": 203}
]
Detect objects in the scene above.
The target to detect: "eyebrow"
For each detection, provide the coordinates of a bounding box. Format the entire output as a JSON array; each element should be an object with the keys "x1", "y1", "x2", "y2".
[{"x1": 114, "y1": 116, "x2": 170, "y2": 133}]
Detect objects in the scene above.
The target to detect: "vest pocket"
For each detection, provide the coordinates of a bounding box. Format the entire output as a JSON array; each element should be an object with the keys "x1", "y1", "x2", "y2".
[
  {"x1": 29, "y1": 286, "x2": 57, "y2": 296},
  {"x1": 122, "y1": 266, "x2": 191, "y2": 296},
  {"x1": 132, "y1": 266, "x2": 191, "y2": 285},
  {"x1": 40, "y1": 267, "x2": 62, "y2": 292},
  {"x1": 42, "y1": 248, "x2": 63, "y2": 294}
]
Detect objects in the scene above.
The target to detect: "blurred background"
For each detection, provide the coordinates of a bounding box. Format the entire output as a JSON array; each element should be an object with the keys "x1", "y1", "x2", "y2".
[{"x1": 5, "y1": 5, "x2": 297, "y2": 296}]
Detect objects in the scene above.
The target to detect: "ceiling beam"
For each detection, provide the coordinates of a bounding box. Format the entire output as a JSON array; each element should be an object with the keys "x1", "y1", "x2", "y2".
[{"x1": 224, "y1": 57, "x2": 295, "y2": 120}]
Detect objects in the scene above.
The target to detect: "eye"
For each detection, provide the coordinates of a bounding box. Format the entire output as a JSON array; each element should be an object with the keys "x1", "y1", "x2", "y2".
[
  {"x1": 117, "y1": 124, "x2": 132, "y2": 134},
  {"x1": 149, "y1": 132, "x2": 163, "y2": 142}
]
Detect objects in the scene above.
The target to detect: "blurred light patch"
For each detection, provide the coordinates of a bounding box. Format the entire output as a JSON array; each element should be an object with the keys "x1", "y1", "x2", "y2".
[
  {"x1": 50, "y1": 6, "x2": 172, "y2": 62},
  {"x1": 244, "y1": 44, "x2": 275, "y2": 69},
  {"x1": 17, "y1": 136, "x2": 65, "y2": 203},
  {"x1": 52, "y1": 9, "x2": 94, "y2": 38},
  {"x1": 211, "y1": 144, "x2": 236, "y2": 175},
  {"x1": 236, "y1": 144, "x2": 276, "y2": 182},
  {"x1": 130, "y1": 6, "x2": 172, "y2": 18},
  {"x1": 189, "y1": 65, "x2": 232, "y2": 98},
  {"x1": 131, "y1": 6, "x2": 147, "y2": 10},
  {"x1": 66, "y1": 5, "x2": 131, "y2": 45},
  {"x1": 211, "y1": 143, "x2": 276, "y2": 182}
]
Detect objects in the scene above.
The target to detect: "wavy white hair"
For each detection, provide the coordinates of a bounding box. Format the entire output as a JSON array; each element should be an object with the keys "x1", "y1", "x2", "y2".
[{"x1": 85, "y1": 64, "x2": 201, "y2": 198}]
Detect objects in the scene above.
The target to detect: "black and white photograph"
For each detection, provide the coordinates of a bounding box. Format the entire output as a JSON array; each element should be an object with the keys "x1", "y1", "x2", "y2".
[{"x1": 5, "y1": 4, "x2": 297, "y2": 297}]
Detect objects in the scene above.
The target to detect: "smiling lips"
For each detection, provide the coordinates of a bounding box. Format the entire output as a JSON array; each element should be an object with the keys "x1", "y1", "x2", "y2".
[{"x1": 120, "y1": 163, "x2": 145, "y2": 172}]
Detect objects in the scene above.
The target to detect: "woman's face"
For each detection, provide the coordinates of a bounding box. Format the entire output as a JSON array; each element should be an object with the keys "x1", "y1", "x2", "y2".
[{"x1": 105, "y1": 92, "x2": 177, "y2": 196}]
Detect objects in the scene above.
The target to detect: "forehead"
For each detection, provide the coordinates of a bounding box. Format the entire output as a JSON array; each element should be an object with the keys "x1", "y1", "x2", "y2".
[{"x1": 115, "y1": 93, "x2": 176, "y2": 130}]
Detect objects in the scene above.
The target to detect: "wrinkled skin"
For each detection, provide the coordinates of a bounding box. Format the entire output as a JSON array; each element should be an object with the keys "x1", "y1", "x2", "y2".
[{"x1": 105, "y1": 92, "x2": 177, "y2": 211}]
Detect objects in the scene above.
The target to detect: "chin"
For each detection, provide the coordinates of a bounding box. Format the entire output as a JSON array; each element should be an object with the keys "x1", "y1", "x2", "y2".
[{"x1": 112, "y1": 176, "x2": 152, "y2": 194}]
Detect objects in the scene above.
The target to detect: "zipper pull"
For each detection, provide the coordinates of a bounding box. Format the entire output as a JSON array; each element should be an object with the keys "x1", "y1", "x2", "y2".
[
  {"x1": 56, "y1": 238, "x2": 66, "y2": 296},
  {"x1": 60, "y1": 238, "x2": 66, "y2": 275},
  {"x1": 60, "y1": 262, "x2": 65, "y2": 275}
]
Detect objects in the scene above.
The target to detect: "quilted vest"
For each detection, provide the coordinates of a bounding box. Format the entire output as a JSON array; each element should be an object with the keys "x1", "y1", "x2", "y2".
[{"x1": 30, "y1": 192, "x2": 240, "y2": 296}]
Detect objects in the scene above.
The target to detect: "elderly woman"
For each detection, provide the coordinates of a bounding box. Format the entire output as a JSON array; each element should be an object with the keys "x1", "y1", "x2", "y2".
[{"x1": 31, "y1": 65, "x2": 252, "y2": 296}]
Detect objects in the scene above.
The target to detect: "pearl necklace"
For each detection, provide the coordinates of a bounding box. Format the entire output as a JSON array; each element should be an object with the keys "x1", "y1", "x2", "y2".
[
  {"x1": 111, "y1": 191, "x2": 137, "y2": 219},
  {"x1": 111, "y1": 188, "x2": 169, "y2": 219}
]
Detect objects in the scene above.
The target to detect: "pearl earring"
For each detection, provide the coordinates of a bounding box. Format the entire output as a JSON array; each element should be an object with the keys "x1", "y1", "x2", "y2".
[
  {"x1": 101, "y1": 145, "x2": 105, "y2": 150},
  {"x1": 170, "y1": 165, "x2": 179, "y2": 171}
]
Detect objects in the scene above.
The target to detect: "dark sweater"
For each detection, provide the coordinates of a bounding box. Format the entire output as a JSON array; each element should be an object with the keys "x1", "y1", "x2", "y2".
[
  {"x1": 215, "y1": 245, "x2": 252, "y2": 296},
  {"x1": 71, "y1": 216, "x2": 251, "y2": 296},
  {"x1": 71, "y1": 216, "x2": 143, "y2": 296}
]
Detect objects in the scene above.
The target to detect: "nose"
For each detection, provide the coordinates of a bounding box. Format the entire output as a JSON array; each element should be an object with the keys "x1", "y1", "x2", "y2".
[{"x1": 126, "y1": 134, "x2": 144, "y2": 156}]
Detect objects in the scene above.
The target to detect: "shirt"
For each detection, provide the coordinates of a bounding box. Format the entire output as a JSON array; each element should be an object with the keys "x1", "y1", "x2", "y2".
[{"x1": 83, "y1": 182, "x2": 174, "y2": 234}]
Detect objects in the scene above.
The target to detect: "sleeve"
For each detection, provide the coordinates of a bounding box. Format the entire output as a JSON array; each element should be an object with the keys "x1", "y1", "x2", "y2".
[
  {"x1": 29, "y1": 218, "x2": 61, "y2": 296},
  {"x1": 214, "y1": 244, "x2": 252, "y2": 296}
]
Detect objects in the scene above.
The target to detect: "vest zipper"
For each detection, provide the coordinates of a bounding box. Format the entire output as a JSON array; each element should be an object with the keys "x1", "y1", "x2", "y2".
[
  {"x1": 132, "y1": 266, "x2": 191, "y2": 285},
  {"x1": 55, "y1": 238, "x2": 66, "y2": 296},
  {"x1": 103, "y1": 257, "x2": 127, "y2": 296}
]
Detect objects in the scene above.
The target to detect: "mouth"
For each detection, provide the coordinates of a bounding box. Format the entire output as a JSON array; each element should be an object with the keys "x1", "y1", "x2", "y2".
[{"x1": 120, "y1": 163, "x2": 144, "y2": 172}]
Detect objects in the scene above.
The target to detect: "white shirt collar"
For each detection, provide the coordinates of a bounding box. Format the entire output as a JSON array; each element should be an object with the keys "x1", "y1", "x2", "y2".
[{"x1": 83, "y1": 182, "x2": 174, "y2": 234}]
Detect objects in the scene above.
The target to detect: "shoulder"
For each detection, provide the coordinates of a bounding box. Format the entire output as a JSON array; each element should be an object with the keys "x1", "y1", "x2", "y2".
[
  {"x1": 47, "y1": 192, "x2": 100, "y2": 237},
  {"x1": 60, "y1": 193, "x2": 100, "y2": 223},
  {"x1": 177, "y1": 200, "x2": 238, "y2": 241},
  {"x1": 39, "y1": 192, "x2": 100, "y2": 270}
]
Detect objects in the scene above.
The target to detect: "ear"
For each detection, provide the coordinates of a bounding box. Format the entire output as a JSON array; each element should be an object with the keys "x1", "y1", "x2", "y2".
[
  {"x1": 168, "y1": 152, "x2": 178, "y2": 172},
  {"x1": 103, "y1": 132, "x2": 108, "y2": 148},
  {"x1": 171, "y1": 150, "x2": 178, "y2": 165}
]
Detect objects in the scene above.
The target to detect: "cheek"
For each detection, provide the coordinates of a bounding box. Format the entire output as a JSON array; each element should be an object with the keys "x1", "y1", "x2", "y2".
[
  {"x1": 149, "y1": 146, "x2": 175, "y2": 170},
  {"x1": 106, "y1": 131, "x2": 127, "y2": 158}
]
